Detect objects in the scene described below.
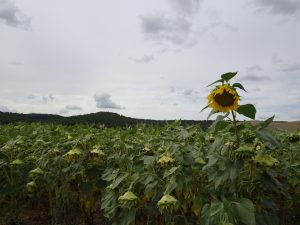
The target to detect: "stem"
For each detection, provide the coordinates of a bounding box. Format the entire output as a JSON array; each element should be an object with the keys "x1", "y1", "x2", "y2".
[{"x1": 231, "y1": 110, "x2": 240, "y2": 148}]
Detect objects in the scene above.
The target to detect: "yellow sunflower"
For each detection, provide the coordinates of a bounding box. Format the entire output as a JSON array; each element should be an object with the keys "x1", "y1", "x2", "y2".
[{"x1": 207, "y1": 84, "x2": 239, "y2": 112}]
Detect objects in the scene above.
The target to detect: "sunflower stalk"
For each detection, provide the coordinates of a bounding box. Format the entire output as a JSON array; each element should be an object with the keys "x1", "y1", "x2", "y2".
[{"x1": 231, "y1": 110, "x2": 240, "y2": 148}]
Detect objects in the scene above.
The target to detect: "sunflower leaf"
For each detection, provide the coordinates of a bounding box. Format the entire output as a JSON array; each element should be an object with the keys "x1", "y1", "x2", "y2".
[
  {"x1": 221, "y1": 72, "x2": 237, "y2": 82},
  {"x1": 200, "y1": 105, "x2": 210, "y2": 112},
  {"x1": 232, "y1": 83, "x2": 247, "y2": 92},
  {"x1": 207, "y1": 79, "x2": 224, "y2": 87},
  {"x1": 257, "y1": 115, "x2": 275, "y2": 130},
  {"x1": 237, "y1": 104, "x2": 256, "y2": 120},
  {"x1": 207, "y1": 109, "x2": 217, "y2": 120}
]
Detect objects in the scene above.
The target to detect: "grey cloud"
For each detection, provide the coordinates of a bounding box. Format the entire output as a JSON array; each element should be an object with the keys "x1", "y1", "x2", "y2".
[
  {"x1": 49, "y1": 93, "x2": 54, "y2": 101},
  {"x1": 94, "y1": 93, "x2": 124, "y2": 109},
  {"x1": 8, "y1": 60, "x2": 22, "y2": 66},
  {"x1": 0, "y1": 104, "x2": 10, "y2": 112},
  {"x1": 0, "y1": 105, "x2": 16, "y2": 113},
  {"x1": 272, "y1": 55, "x2": 283, "y2": 64},
  {"x1": 42, "y1": 96, "x2": 48, "y2": 103},
  {"x1": 169, "y1": 86, "x2": 175, "y2": 93},
  {"x1": 280, "y1": 62, "x2": 300, "y2": 72},
  {"x1": 27, "y1": 94, "x2": 36, "y2": 100},
  {"x1": 240, "y1": 74, "x2": 270, "y2": 81},
  {"x1": 0, "y1": 0, "x2": 31, "y2": 29},
  {"x1": 223, "y1": 23, "x2": 239, "y2": 32},
  {"x1": 252, "y1": 0, "x2": 300, "y2": 15},
  {"x1": 183, "y1": 89, "x2": 194, "y2": 96},
  {"x1": 59, "y1": 109, "x2": 68, "y2": 114},
  {"x1": 140, "y1": 13, "x2": 192, "y2": 45},
  {"x1": 66, "y1": 105, "x2": 82, "y2": 110},
  {"x1": 134, "y1": 54, "x2": 154, "y2": 63},
  {"x1": 239, "y1": 65, "x2": 270, "y2": 81},
  {"x1": 41, "y1": 94, "x2": 54, "y2": 104},
  {"x1": 169, "y1": 0, "x2": 202, "y2": 15},
  {"x1": 247, "y1": 65, "x2": 262, "y2": 73}
]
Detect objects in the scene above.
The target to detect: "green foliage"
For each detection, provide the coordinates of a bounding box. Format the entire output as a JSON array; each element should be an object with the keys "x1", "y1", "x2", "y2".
[
  {"x1": 237, "y1": 104, "x2": 257, "y2": 120},
  {"x1": 0, "y1": 121, "x2": 299, "y2": 225}
]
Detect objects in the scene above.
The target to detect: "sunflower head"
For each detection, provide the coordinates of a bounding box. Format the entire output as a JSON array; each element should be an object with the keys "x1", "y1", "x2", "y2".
[
  {"x1": 207, "y1": 84, "x2": 239, "y2": 112},
  {"x1": 118, "y1": 191, "x2": 139, "y2": 208},
  {"x1": 157, "y1": 194, "x2": 178, "y2": 212}
]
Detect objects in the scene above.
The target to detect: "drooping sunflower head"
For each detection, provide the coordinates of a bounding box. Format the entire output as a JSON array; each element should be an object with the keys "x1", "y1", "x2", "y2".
[{"x1": 207, "y1": 84, "x2": 239, "y2": 112}]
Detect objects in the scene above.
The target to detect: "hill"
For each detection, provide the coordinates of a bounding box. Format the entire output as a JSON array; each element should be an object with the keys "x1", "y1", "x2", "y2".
[{"x1": 0, "y1": 111, "x2": 213, "y2": 130}]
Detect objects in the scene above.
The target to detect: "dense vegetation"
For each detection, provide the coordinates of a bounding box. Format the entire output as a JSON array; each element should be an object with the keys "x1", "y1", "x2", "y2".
[
  {"x1": 0, "y1": 111, "x2": 212, "y2": 130},
  {"x1": 0, "y1": 119, "x2": 299, "y2": 225}
]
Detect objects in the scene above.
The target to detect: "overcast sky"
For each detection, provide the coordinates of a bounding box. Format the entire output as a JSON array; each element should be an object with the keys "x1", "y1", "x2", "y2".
[{"x1": 1, "y1": 0, "x2": 300, "y2": 121}]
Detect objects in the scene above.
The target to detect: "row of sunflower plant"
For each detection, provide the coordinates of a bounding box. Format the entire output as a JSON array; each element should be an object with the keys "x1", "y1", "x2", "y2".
[{"x1": 0, "y1": 73, "x2": 300, "y2": 225}]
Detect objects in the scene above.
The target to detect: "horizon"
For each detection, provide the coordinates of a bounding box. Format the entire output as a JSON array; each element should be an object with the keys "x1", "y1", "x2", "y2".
[
  {"x1": 1, "y1": 110, "x2": 299, "y2": 123},
  {"x1": 1, "y1": 0, "x2": 300, "y2": 121}
]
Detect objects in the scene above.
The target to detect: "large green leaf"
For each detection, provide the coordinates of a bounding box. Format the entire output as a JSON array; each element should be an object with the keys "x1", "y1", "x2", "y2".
[
  {"x1": 221, "y1": 72, "x2": 237, "y2": 82},
  {"x1": 237, "y1": 104, "x2": 256, "y2": 119},
  {"x1": 232, "y1": 198, "x2": 256, "y2": 225},
  {"x1": 255, "y1": 129, "x2": 281, "y2": 148}
]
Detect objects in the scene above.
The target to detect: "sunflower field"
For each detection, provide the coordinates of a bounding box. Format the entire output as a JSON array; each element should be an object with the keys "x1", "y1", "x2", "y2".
[{"x1": 1, "y1": 73, "x2": 300, "y2": 225}]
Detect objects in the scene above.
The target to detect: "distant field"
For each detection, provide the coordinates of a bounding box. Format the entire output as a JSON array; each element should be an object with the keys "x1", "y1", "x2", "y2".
[
  {"x1": 250, "y1": 121, "x2": 300, "y2": 132},
  {"x1": 269, "y1": 121, "x2": 300, "y2": 132}
]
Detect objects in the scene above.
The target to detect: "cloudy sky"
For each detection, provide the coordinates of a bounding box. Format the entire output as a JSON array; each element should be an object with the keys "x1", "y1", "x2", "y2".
[{"x1": 1, "y1": 0, "x2": 300, "y2": 121}]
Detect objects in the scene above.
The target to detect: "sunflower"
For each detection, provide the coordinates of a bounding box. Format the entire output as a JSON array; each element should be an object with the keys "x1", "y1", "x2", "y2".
[{"x1": 207, "y1": 84, "x2": 239, "y2": 112}]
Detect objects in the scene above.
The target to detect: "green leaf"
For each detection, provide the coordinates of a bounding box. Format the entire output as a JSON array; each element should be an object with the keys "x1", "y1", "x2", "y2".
[
  {"x1": 214, "y1": 120, "x2": 230, "y2": 133},
  {"x1": 163, "y1": 166, "x2": 180, "y2": 178},
  {"x1": 201, "y1": 104, "x2": 210, "y2": 112},
  {"x1": 111, "y1": 173, "x2": 129, "y2": 189},
  {"x1": 192, "y1": 194, "x2": 203, "y2": 216},
  {"x1": 211, "y1": 113, "x2": 230, "y2": 131},
  {"x1": 200, "y1": 204, "x2": 211, "y2": 225},
  {"x1": 255, "y1": 130, "x2": 281, "y2": 148},
  {"x1": 237, "y1": 104, "x2": 256, "y2": 120},
  {"x1": 207, "y1": 109, "x2": 217, "y2": 120},
  {"x1": 232, "y1": 198, "x2": 256, "y2": 225},
  {"x1": 232, "y1": 82, "x2": 247, "y2": 92},
  {"x1": 209, "y1": 200, "x2": 224, "y2": 217},
  {"x1": 221, "y1": 72, "x2": 237, "y2": 82},
  {"x1": 258, "y1": 115, "x2": 275, "y2": 130},
  {"x1": 165, "y1": 176, "x2": 177, "y2": 194},
  {"x1": 118, "y1": 208, "x2": 137, "y2": 225},
  {"x1": 207, "y1": 78, "x2": 224, "y2": 87}
]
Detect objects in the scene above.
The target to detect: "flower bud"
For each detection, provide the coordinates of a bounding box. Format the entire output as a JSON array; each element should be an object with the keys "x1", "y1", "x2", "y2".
[
  {"x1": 118, "y1": 191, "x2": 139, "y2": 208},
  {"x1": 157, "y1": 154, "x2": 174, "y2": 167},
  {"x1": 157, "y1": 194, "x2": 178, "y2": 212}
]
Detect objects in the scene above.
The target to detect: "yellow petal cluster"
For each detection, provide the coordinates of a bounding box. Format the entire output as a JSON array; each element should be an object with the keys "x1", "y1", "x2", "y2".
[{"x1": 207, "y1": 84, "x2": 239, "y2": 112}]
